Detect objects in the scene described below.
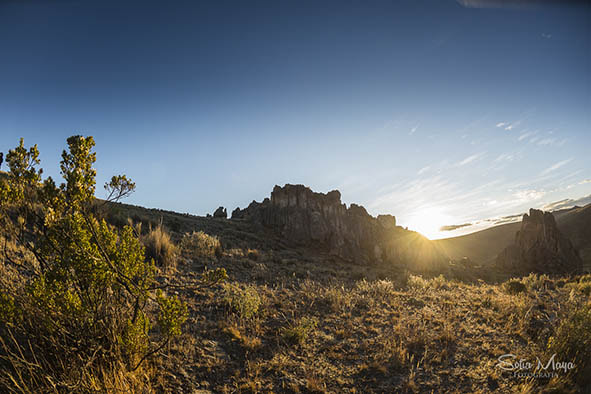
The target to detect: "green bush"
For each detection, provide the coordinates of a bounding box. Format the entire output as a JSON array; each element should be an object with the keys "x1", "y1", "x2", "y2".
[
  {"x1": 547, "y1": 302, "x2": 591, "y2": 387},
  {"x1": 0, "y1": 136, "x2": 187, "y2": 392},
  {"x1": 180, "y1": 230, "x2": 222, "y2": 259},
  {"x1": 503, "y1": 279, "x2": 527, "y2": 295},
  {"x1": 224, "y1": 283, "x2": 261, "y2": 320},
  {"x1": 281, "y1": 317, "x2": 318, "y2": 345}
]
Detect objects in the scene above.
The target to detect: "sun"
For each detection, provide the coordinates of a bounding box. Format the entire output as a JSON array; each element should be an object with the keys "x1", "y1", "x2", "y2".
[{"x1": 406, "y1": 206, "x2": 454, "y2": 240}]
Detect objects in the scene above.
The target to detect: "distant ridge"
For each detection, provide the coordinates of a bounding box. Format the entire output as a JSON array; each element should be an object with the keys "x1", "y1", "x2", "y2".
[{"x1": 435, "y1": 204, "x2": 591, "y2": 269}]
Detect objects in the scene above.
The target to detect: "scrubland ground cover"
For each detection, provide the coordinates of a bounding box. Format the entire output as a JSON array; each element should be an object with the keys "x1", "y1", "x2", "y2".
[{"x1": 0, "y1": 137, "x2": 589, "y2": 393}]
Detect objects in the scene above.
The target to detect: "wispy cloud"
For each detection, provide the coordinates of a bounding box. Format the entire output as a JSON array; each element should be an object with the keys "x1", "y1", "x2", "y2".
[
  {"x1": 541, "y1": 33, "x2": 552, "y2": 39},
  {"x1": 513, "y1": 189, "x2": 546, "y2": 202},
  {"x1": 439, "y1": 223, "x2": 472, "y2": 232},
  {"x1": 409, "y1": 124, "x2": 419, "y2": 135},
  {"x1": 542, "y1": 194, "x2": 591, "y2": 211},
  {"x1": 537, "y1": 138, "x2": 556, "y2": 146},
  {"x1": 496, "y1": 120, "x2": 521, "y2": 131},
  {"x1": 580, "y1": 179, "x2": 591, "y2": 185},
  {"x1": 457, "y1": 152, "x2": 486, "y2": 166},
  {"x1": 540, "y1": 158, "x2": 572, "y2": 176},
  {"x1": 494, "y1": 153, "x2": 514, "y2": 162},
  {"x1": 417, "y1": 166, "x2": 430, "y2": 175},
  {"x1": 518, "y1": 130, "x2": 537, "y2": 141}
]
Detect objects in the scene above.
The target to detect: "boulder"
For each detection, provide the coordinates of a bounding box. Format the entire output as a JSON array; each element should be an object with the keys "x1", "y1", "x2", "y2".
[
  {"x1": 496, "y1": 209, "x2": 582, "y2": 274},
  {"x1": 213, "y1": 206, "x2": 227, "y2": 219}
]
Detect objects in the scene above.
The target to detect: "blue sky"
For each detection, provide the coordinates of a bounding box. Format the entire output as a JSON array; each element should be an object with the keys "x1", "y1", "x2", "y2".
[{"x1": 1, "y1": 0, "x2": 589, "y2": 238}]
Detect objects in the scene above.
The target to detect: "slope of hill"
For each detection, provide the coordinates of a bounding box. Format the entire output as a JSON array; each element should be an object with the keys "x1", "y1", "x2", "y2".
[
  {"x1": 435, "y1": 221, "x2": 521, "y2": 265},
  {"x1": 98, "y1": 196, "x2": 591, "y2": 393},
  {"x1": 556, "y1": 204, "x2": 591, "y2": 271},
  {"x1": 435, "y1": 204, "x2": 591, "y2": 269}
]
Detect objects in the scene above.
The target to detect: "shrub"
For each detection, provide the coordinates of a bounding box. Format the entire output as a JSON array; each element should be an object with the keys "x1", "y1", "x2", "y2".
[
  {"x1": 142, "y1": 224, "x2": 177, "y2": 268},
  {"x1": 407, "y1": 275, "x2": 429, "y2": 289},
  {"x1": 281, "y1": 317, "x2": 318, "y2": 345},
  {"x1": 503, "y1": 279, "x2": 527, "y2": 295},
  {"x1": 0, "y1": 136, "x2": 187, "y2": 392},
  {"x1": 547, "y1": 302, "x2": 591, "y2": 387},
  {"x1": 323, "y1": 286, "x2": 354, "y2": 313},
  {"x1": 521, "y1": 273, "x2": 549, "y2": 291},
  {"x1": 355, "y1": 279, "x2": 395, "y2": 301},
  {"x1": 224, "y1": 284, "x2": 261, "y2": 320},
  {"x1": 180, "y1": 231, "x2": 222, "y2": 259}
]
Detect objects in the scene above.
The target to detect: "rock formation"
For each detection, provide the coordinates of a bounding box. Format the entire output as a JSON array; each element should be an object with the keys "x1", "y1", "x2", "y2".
[
  {"x1": 496, "y1": 208, "x2": 582, "y2": 274},
  {"x1": 213, "y1": 206, "x2": 227, "y2": 219},
  {"x1": 232, "y1": 184, "x2": 448, "y2": 270}
]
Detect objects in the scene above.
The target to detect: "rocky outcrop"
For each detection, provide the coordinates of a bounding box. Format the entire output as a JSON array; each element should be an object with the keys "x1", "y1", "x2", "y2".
[
  {"x1": 213, "y1": 206, "x2": 227, "y2": 219},
  {"x1": 232, "y1": 184, "x2": 448, "y2": 270},
  {"x1": 496, "y1": 209, "x2": 582, "y2": 274}
]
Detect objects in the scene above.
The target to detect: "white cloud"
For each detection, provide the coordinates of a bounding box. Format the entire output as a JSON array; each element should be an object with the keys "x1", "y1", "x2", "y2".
[
  {"x1": 494, "y1": 153, "x2": 514, "y2": 162},
  {"x1": 457, "y1": 152, "x2": 485, "y2": 166},
  {"x1": 537, "y1": 138, "x2": 556, "y2": 146},
  {"x1": 417, "y1": 166, "x2": 431, "y2": 175},
  {"x1": 409, "y1": 124, "x2": 419, "y2": 135},
  {"x1": 542, "y1": 194, "x2": 591, "y2": 211},
  {"x1": 496, "y1": 122, "x2": 506, "y2": 128},
  {"x1": 518, "y1": 130, "x2": 536, "y2": 141},
  {"x1": 514, "y1": 189, "x2": 546, "y2": 202},
  {"x1": 540, "y1": 158, "x2": 573, "y2": 176}
]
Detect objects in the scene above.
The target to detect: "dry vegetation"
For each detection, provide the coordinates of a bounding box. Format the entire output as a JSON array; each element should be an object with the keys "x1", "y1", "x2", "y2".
[
  {"x1": 3, "y1": 192, "x2": 589, "y2": 393},
  {"x1": 1, "y1": 160, "x2": 589, "y2": 392},
  {"x1": 151, "y1": 225, "x2": 590, "y2": 393}
]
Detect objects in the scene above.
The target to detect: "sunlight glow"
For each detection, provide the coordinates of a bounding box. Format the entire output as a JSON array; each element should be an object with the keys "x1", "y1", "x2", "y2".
[{"x1": 406, "y1": 206, "x2": 454, "y2": 240}]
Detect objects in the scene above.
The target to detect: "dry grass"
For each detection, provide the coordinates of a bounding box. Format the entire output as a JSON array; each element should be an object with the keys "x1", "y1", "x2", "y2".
[
  {"x1": 180, "y1": 230, "x2": 222, "y2": 259},
  {"x1": 2, "y1": 203, "x2": 589, "y2": 393},
  {"x1": 142, "y1": 224, "x2": 177, "y2": 268}
]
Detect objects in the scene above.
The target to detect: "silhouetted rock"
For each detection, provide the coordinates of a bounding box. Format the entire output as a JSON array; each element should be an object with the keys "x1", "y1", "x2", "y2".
[
  {"x1": 496, "y1": 209, "x2": 582, "y2": 274},
  {"x1": 234, "y1": 184, "x2": 448, "y2": 270},
  {"x1": 213, "y1": 206, "x2": 227, "y2": 219},
  {"x1": 231, "y1": 207, "x2": 241, "y2": 218}
]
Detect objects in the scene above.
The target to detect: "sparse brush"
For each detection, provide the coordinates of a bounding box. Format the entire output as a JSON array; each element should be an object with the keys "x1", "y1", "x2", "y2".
[
  {"x1": 281, "y1": 317, "x2": 317, "y2": 345},
  {"x1": 547, "y1": 302, "x2": 591, "y2": 387},
  {"x1": 142, "y1": 224, "x2": 177, "y2": 268},
  {"x1": 503, "y1": 279, "x2": 527, "y2": 295},
  {"x1": 180, "y1": 231, "x2": 222, "y2": 259},
  {"x1": 355, "y1": 279, "x2": 395, "y2": 301},
  {"x1": 224, "y1": 283, "x2": 261, "y2": 320},
  {"x1": 521, "y1": 273, "x2": 549, "y2": 291}
]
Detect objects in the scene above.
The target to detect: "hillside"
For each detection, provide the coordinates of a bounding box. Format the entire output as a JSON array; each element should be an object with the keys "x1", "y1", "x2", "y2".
[
  {"x1": 100, "y1": 194, "x2": 591, "y2": 393},
  {"x1": 435, "y1": 204, "x2": 591, "y2": 269}
]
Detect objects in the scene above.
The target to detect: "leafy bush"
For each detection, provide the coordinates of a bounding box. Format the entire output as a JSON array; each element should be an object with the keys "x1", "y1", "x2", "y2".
[
  {"x1": 142, "y1": 224, "x2": 177, "y2": 268},
  {"x1": 224, "y1": 284, "x2": 261, "y2": 320},
  {"x1": 281, "y1": 317, "x2": 318, "y2": 345},
  {"x1": 0, "y1": 136, "x2": 187, "y2": 392},
  {"x1": 547, "y1": 302, "x2": 591, "y2": 387},
  {"x1": 503, "y1": 279, "x2": 527, "y2": 295},
  {"x1": 180, "y1": 231, "x2": 222, "y2": 259}
]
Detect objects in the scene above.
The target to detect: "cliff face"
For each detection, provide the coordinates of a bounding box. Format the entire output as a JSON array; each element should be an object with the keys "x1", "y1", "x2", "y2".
[
  {"x1": 496, "y1": 209, "x2": 582, "y2": 274},
  {"x1": 232, "y1": 184, "x2": 447, "y2": 270}
]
